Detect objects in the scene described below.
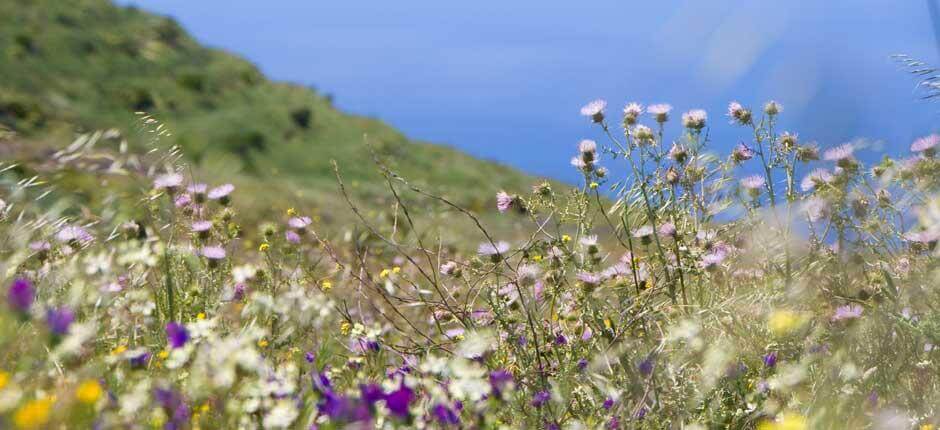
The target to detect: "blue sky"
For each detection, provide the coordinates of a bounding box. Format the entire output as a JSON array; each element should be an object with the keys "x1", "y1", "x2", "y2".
[{"x1": 121, "y1": 0, "x2": 939, "y2": 183}]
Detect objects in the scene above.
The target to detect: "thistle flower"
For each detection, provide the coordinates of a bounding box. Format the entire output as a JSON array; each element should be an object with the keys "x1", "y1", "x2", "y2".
[
  {"x1": 659, "y1": 222, "x2": 677, "y2": 238},
  {"x1": 795, "y1": 144, "x2": 820, "y2": 162},
  {"x1": 285, "y1": 230, "x2": 301, "y2": 244},
  {"x1": 478, "y1": 241, "x2": 510, "y2": 261},
  {"x1": 174, "y1": 193, "x2": 192, "y2": 208},
  {"x1": 731, "y1": 143, "x2": 755, "y2": 163},
  {"x1": 800, "y1": 168, "x2": 834, "y2": 192},
  {"x1": 623, "y1": 102, "x2": 643, "y2": 125},
  {"x1": 440, "y1": 261, "x2": 460, "y2": 277},
  {"x1": 517, "y1": 264, "x2": 540, "y2": 286},
  {"x1": 681, "y1": 109, "x2": 707, "y2": 130},
  {"x1": 579, "y1": 139, "x2": 597, "y2": 157},
  {"x1": 668, "y1": 143, "x2": 688, "y2": 164},
  {"x1": 580, "y1": 235, "x2": 599, "y2": 254},
  {"x1": 166, "y1": 322, "x2": 189, "y2": 348},
  {"x1": 740, "y1": 175, "x2": 766, "y2": 194},
  {"x1": 823, "y1": 143, "x2": 855, "y2": 168},
  {"x1": 191, "y1": 220, "x2": 212, "y2": 236},
  {"x1": 153, "y1": 173, "x2": 183, "y2": 191},
  {"x1": 648, "y1": 103, "x2": 672, "y2": 123},
  {"x1": 580, "y1": 99, "x2": 607, "y2": 123},
  {"x1": 603, "y1": 398, "x2": 614, "y2": 410},
  {"x1": 727, "y1": 101, "x2": 752, "y2": 125},
  {"x1": 831, "y1": 304, "x2": 863, "y2": 322},
  {"x1": 8, "y1": 278, "x2": 35, "y2": 313},
  {"x1": 56, "y1": 225, "x2": 93, "y2": 246},
  {"x1": 779, "y1": 132, "x2": 798, "y2": 151},
  {"x1": 764, "y1": 100, "x2": 782, "y2": 116},
  {"x1": 187, "y1": 183, "x2": 208, "y2": 203},
  {"x1": 632, "y1": 225, "x2": 654, "y2": 245},
  {"x1": 638, "y1": 356, "x2": 654, "y2": 376},
  {"x1": 496, "y1": 191, "x2": 514, "y2": 213},
  {"x1": 201, "y1": 245, "x2": 226, "y2": 260},
  {"x1": 911, "y1": 134, "x2": 940, "y2": 156},
  {"x1": 45, "y1": 306, "x2": 74, "y2": 336},
  {"x1": 803, "y1": 197, "x2": 830, "y2": 222},
  {"x1": 577, "y1": 271, "x2": 602, "y2": 286},
  {"x1": 288, "y1": 216, "x2": 312, "y2": 230},
  {"x1": 903, "y1": 230, "x2": 940, "y2": 245},
  {"x1": 207, "y1": 183, "x2": 235, "y2": 203},
  {"x1": 632, "y1": 125, "x2": 654, "y2": 144},
  {"x1": 699, "y1": 251, "x2": 726, "y2": 271},
  {"x1": 489, "y1": 369, "x2": 514, "y2": 395}
]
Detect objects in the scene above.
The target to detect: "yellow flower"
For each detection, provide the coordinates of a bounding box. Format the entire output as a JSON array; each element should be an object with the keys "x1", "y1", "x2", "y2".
[
  {"x1": 922, "y1": 425, "x2": 936, "y2": 430},
  {"x1": 199, "y1": 403, "x2": 210, "y2": 413},
  {"x1": 286, "y1": 208, "x2": 297, "y2": 216},
  {"x1": 768, "y1": 310, "x2": 803, "y2": 336},
  {"x1": 561, "y1": 234, "x2": 571, "y2": 243},
  {"x1": 196, "y1": 312, "x2": 206, "y2": 320},
  {"x1": 379, "y1": 269, "x2": 391, "y2": 278},
  {"x1": 111, "y1": 344, "x2": 127, "y2": 356},
  {"x1": 157, "y1": 350, "x2": 169, "y2": 360},
  {"x1": 532, "y1": 255, "x2": 542, "y2": 262},
  {"x1": 392, "y1": 266, "x2": 401, "y2": 274},
  {"x1": 0, "y1": 371, "x2": 9, "y2": 391},
  {"x1": 75, "y1": 379, "x2": 103, "y2": 404},
  {"x1": 321, "y1": 280, "x2": 333, "y2": 291},
  {"x1": 259, "y1": 243, "x2": 270, "y2": 252},
  {"x1": 340, "y1": 321, "x2": 351, "y2": 335},
  {"x1": 257, "y1": 338, "x2": 269, "y2": 348},
  {"x1": 589, "y1": 182, "x2": 599, "y2": 189},
  {"x1": 13, "y1": 396, "x2": 54, "y2": 429}
]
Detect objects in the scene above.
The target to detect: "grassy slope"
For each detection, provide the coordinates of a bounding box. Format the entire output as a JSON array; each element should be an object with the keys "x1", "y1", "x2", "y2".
[{"x1": 0, "y1": 0, "x2": 550, "y2": 245}]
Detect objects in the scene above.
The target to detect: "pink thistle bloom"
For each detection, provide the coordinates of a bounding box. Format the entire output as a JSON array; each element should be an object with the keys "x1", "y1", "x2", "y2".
[
  {"x1": 732, "y1": 143, "x2": 755, "y2": 163},
  {"x1": 740, "y1": 175, "x2": 766, "y2": 190},
  {"x1": 580, "y1": 99, "x2": 607, "y2": 122},
  {"x1": 727, "y1": 101, "x2": 745, "y2": 118},
  {"x1": 478, "y1": 241, "x2": 510, "y2": 257},
  {"x1": 174, "y1": 193, "x2": 192, "y2": 208},
  {"x1": 288, "y1": 216, "x2": 312, "y2": 229},
  {"x1": 578, "y1": 139, "x2": 597, "y2": 154},
  {"x1": 207, "y1": 184, "x2": 235, "y2": 200},
  {"x1": 285, "y1": 230, "x2": 301, "y2": 244},
  {"x1": 647, "y1": 103, "x2": 672, "y2": 123},
  {"x1": 601, "y1": 263, "x2": 631, "y2": 280},
  {"x1": 56, "y1": 225, "x2": 93, "y2": 244},
  {"x1": 186, "y1": 183, "x2": 208, "y2": 195},
  {"x1": 699, "y1": 251, "x2": 726, "y2": 270},
  {"x1": 800, "y1": 168, "x2": 834, "y2": 192},
  {"x1": 681, "y1": 109, "x2": 707, "y2": 130},
  {"x1": 191, "y1": 220, "x2": 212, "y2": 233},
  {"x1": 903, "y1": 230, "x2": 940, "y2": 244},
  {"x1": 576, "y1": 271, "x2": 602, "y2": 286},
  {"x1": 496, "y1": 191, "x2": 514, "y2": 213},
  {"x1": 831, "y1": 304, "x2": 863, "y2": 322},
  {"x1": 911, "y1": 134, "x2": 940, "y2": 153},
  {"x1": 622, "y1": 103, "x2": 644, "y2": 123},
  {"x1": 802, "y1": 197, "x2": 830, "y2": 222},
  {"x1": 153, "y1": 173, "x2": 183, "y2": 190},
  {"x1": 658, "y1": 222, "x2": 677, "y2": 237},
  {"x1": 823, "y1": 143, "x2": 854, "y2": 162},
  {"x1": 200, "y1": 245, "x2": 226, "y2": 260}
]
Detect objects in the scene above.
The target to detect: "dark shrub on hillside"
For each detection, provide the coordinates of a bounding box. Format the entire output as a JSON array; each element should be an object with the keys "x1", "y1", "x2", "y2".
[
  {"x1": 290, "y1": 107, "x2": 312, "y2": 129},
  {"x1": 178, "y1": 73, "x2": 206, "y2": 93}
]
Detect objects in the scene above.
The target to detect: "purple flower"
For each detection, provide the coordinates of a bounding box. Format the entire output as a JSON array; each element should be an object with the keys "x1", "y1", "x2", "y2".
[
  {"x1": 732, "y1": 143, "x2": 755, "y2": 162},
  {"x1": 165, "y1": 322, "x2": 189, "y2": 348},
  {"x1": 658, "y1": 222, "x2": 676, "y2": 238},
  {"x1": 477, "y1": 241, "x2": 510, "y2": 258},
  {"x1": 531, "y1": 390, "x2": 551, "y2": 408},
  {"x1": 45, "y1": 306, "x2": 74, "y2": 336},
  {"x1": 384, "y1": 385, "x2": 414, "y2": 418},
  {"x1": 577, "y1": 358, "x2": 589, "y2": 371},
  {"x1": 154, "y1": 388, "x2": 191, "y2": 429},
  {"x1": 489, "y1": 369, "x2": 514, "y2": 395},
  {"x1": 200, "y1": 245, "x2": 226, "y2": 260},
  {"x1": 174, "y1": 193, "x2": 192, "y2": 208},
  {"x1": 359, "y1": 384, "x2": 384, "y2": 405},
  {"x1": 496, "y1": 191, "x2": 514, "y2": 213},
  {"x1": 603, "y1": 397, "x2": 614, "y2": 410},
  {"x1": 7, "y1": 278, "x2": 35, "y2": 313},
  {"x1": 580, "y1": 99, "x2": 607, "y2": 123},
  {"x1": 911, "y1": 134, "x2": 940, "y2": 154},
  {"x1": 740, "y1": 175, "x2": 766, "y2": 191},
  {"x1": 681, "y1": 109, "x2": 707, "y2": 130},
  {"x1": 153, "y1": 173, "x2": 183, "y2": 190},
  {"x1": 609, "y1": 417, "x2": 621, "y2": 430},
  {"x1": 207, "y1": 184, "x2": 235, "y2": 201},
  {"x1": 554, "y1": 333, "x2": 568, "y2": 346},
  {"x1": 191, "y1": 220, "x2": 212, "y2": 234},
  {"x1": 432, "y1": 403, "x2": 460, "y2": 426},
  {"x1": 186, "y1": 183, "x2": 208, "y2": 195},
  {"x1": 638, "y1": 356, "x2": 654, "y2": 376},
  {"x1": 288, "y1": 216, "x2": 312, "y2": 230},
  {"x1": 130, "y1": 351, "x2": 151, "y2": 369},
  {"x1": 576, "y1": 271, "x2": 602, "y2": 286},
  {"x1": 305, "y1": 351, "x2": 316, "y2": 363},
  {"x1": 285, "y1": 230, "x2": 301, "y2": 244},
  {"x1": 763, "y1": 351, "x2": 778, "y2": 368},
  {"x1": 56, "y1": 225, "x2": 93, "y2": 245},
  {"x1": 232, "y1": 283, "x2": 247, "y2": 301},
  {"x1": 831, "y1": 304, "x2": 863, "y2": 322}
]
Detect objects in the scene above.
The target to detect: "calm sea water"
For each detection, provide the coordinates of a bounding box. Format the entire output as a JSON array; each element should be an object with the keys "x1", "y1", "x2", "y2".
[{"x1": 121, "y1": 0, "x2": 938, "y2": 184}]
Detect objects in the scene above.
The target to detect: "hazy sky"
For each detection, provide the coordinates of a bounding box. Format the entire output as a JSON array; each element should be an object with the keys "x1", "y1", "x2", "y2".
[{"x1": 121, "y1": 0, "x2": 939, "y2": 183}]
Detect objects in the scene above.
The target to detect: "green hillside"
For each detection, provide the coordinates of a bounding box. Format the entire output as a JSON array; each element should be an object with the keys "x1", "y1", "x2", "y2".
[{"x1": 0, "y1": 0, "x2": 551, "y2": 243}]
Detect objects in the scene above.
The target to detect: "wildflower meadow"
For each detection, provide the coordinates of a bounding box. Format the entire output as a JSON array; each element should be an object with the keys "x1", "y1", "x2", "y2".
[{"x1": 3, "y1": 97, "x2": 940, "y2": 430}]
